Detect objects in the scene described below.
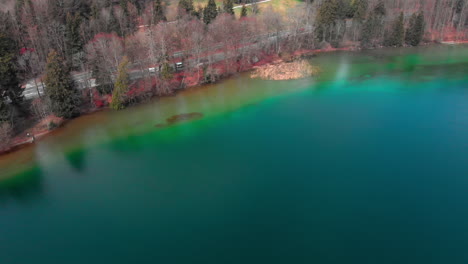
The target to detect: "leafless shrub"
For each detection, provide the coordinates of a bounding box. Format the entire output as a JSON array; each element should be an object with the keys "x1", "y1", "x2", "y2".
[{"x1": 30, "y1": 98, "x2": 51, "y2": 120}]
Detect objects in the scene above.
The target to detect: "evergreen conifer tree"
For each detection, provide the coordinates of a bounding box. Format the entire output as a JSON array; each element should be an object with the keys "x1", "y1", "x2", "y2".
[
  {"x1": 91, "y1": 3, "x2": 100, "y2": 19},
  {"x1": 385, "y1": 12, "x2": 404, "y2": 47},
  {"x1": 361, "y1": 14, "x2": 376, "y2": 47},
  {"x1": 395, "y1": 12, "x2": 405, "y2": 46},
  {"x1": 110, "y1": 56, "x2": 130, "y2": 110},
  {"x1": 352, "y1": 0, "x2": 368, "y2": 21},
  {"x1": 129, "y1": 0, "x2": 143, "y2": 14},
  {"x1": 15, "y1": 0, "x2": 24, "y2": 21},
  {"x1": 108, "y1": 8, "x2": 122, "y2": 36},
  {"x1": 415, "y1": 12, "x2": 425, "y2": 43},
  {"x1": 195, "y1": 6, "x2": 204, "y2": 19},
  {"x1": 44, "y1": 50, "x2": 81, "y2": 118},
  {"x1": 373, "y1": 0, "x2": 386, "y2": 16},
  {"x1": 315, "y1": 0, "x2": 339, "y2": 42},
  {"x1": 0, "y1": 32, "x2": 18, "y2": 124},
  {"x1": 203, "y1": 0, "x2": 218, "y2": 24},
  {"x1": 406, "y1": 13, "x2": 417, "y2": 46},
  {"x1": 65, "y1": 13, "x2": 83, "y2": 59},
  {"x1": 455, "y1": 0, "x2": 465, "y2": 13},
  {"x1": 120, "y1": 0, "x2": 137, "y2": 35},
  {"x1": 317, "y1": 0, "x2": 339, "y2": 25},
  {"x1": 104, "y1": 0, "x2": 112, "y2": 8},
  {"x1": 0, "y1": 34, "x2": 22, "y2": 109},
  {"x1": 241, "y1": 4, "x2": 248, "y2": 18},
  {"x1": 120, "y1": 0, "x2": 128, "y2": 13},
  {"x1": 223, "y1": 0, "x2": 234, "y2": 15},
  {"x1": 153, "y1": 0, "x2": 167, "y2": 25},
  {"x1": 161, "y1": 61, "x2": 173, "y2": 81},
  {"x1": 360, "y1": 0, "x2": 386, "y2": 48},
  {"x1": 178, "y1": 0, "x2": 187, "y2": 11},
  {"x1": 179, "y1": 0, "x2": 195, "y2": 15},
  {"x1": 0, "y1": 33, "x2": 15, "y2": 124},
  {"x1": 406, "y1": 12, "x2": 425, "y2": 46},
  {"x1": 338, "y1": 0, "x2": 354, "y2": 19},
  {"x1": 0, "y1": 98, "x2": 10, "y2": 124}
]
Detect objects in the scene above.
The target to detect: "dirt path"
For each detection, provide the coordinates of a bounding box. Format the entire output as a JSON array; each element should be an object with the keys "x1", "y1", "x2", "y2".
[{"x1": 233, "y1": 0, "x2": 272, "y2": 9}]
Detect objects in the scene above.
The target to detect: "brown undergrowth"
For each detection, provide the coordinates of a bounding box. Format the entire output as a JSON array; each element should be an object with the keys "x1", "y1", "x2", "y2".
[{"x1": 251, "y1": 59, "x2": 321, "y2": 81}]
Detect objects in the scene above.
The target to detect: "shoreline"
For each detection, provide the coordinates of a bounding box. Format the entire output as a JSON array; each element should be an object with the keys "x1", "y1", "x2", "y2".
[{"x1": 1, "y1": 41, "x2": 468, "y2": 157}]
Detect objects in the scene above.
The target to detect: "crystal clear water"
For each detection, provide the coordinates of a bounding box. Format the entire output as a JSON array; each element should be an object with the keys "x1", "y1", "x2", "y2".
[{"x1": 1, "y1": 45, "x2": 468, "y2": 264}]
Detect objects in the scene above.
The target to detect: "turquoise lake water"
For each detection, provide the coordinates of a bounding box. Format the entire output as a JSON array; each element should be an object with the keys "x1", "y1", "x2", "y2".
[{"x1": 1, "y1": 45, "x2": 468, "y2": 263}]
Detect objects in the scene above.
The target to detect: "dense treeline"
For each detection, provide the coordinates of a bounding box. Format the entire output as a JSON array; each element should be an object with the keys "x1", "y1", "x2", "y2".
[{"x1": 0, "y1": 0, "x2": 467, "y2": 149}]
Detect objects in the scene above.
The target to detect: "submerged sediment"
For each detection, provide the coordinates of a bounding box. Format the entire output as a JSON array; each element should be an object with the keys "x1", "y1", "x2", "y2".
[{"x1": 155, "y1": 112, "x2": 204, "y2": 128}]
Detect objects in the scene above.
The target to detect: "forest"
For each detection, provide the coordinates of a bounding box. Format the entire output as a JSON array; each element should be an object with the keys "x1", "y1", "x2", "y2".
[{"x1": 0, "y1": 0, "x2": 467, "y2": 150}]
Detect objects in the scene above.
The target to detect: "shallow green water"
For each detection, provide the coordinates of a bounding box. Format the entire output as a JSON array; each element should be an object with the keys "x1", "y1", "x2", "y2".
[{"x1": 1, "y1": 45, "x2": 468, "y2": 264}]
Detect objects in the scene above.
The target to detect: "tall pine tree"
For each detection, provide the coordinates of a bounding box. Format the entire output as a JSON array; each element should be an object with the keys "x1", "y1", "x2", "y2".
[
  {"x1": 110, "y1": 56, "x2": 130, "y2": 110},
  {"x1": 0, "y1": 97, "x2": 10, "y2": 124},
  {"x1": 223, "y1": 0, "x2": 234, "y2": 15},
  {"x1": 179, "y1": 0, "x2": 195, "y2": 15},
  {"x1": 44, "y1": 50, "x2": 81, "y2": 118},
  {"x1": 120, "y1": 0, "x2": 137, "y2": 35},
  {"x1": 203, "y1": 0, "x2": 218, "y2": 24},
  {"x1": 0, "y1": 31, "x2": 18, "y2": 126},
  {"x1": 385, "y1": 12, "x2": 405, "y2": 47},
  {"x1": 0, "y1": 34, "x2": 23, "y2": 110},
  {"x1": 415, "y1": 12, "x2": 425, "y2": 43},
  {"x1": 108, "y1": 7, "x2": 122, "y2": 36},
  {"x1": 374, "y1": 0, "x2": 386, "y2": 16},
  {"x1": 315, "y1": 0, "x2": 339, "y2": 42},
  {"x1": 361, "y1": 0, "x2": 386, "y2": 48},
  {"x1": 152, "y1": 0, "x2": 167, "y2": 25},
  {"x1": 406, "y1": 12, "x2": 425, "y2": 46},
  {"x1": 240, "y1": 4, "x2": 248, "y2": 18},
  {"x1": 361, "y1": 14, "x2": 377, "y2": 47},
  {"x1": 65, "y1": 12, "x2": 83, "y2": 60},
  {"x1": 352, "y1": 0, "x2": 368, "y2": 21},
  {"x1": 120, "y1": 0, "x2": 128, "y2": 13},
  {"x1": 91, "y1": 2, "x2": 100, "y2": 19}
]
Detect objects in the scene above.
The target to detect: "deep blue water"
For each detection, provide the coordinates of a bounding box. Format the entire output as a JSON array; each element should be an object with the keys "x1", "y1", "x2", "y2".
[{"x1": 1, "y1": 45, "x2": 468, "y2": 263}]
